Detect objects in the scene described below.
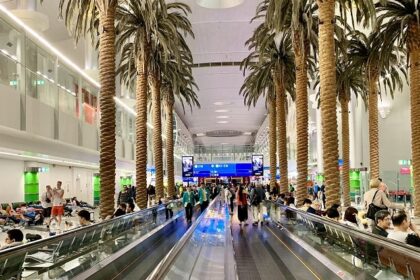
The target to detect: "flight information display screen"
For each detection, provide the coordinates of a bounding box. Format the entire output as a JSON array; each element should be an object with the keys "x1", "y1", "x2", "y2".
[{"x1": 193, "y1": 163, "x2": 252, "y2": 177}]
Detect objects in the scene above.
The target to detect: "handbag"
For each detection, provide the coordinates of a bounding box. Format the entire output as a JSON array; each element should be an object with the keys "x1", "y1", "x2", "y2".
[{"x1": 366, "y1": 190, "x2": 385, "y2": 220}]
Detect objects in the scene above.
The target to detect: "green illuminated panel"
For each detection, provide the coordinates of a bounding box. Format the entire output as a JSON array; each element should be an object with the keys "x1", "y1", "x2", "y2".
[{"x1": 24, "y1": 172, "x2": 39, "y2": 203}]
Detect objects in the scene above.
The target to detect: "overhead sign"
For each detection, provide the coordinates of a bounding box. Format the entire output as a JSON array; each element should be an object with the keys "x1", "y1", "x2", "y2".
[
  {"x1": 182, "y1": 156, "x2": 194, "y2": 177},
  {"x1": 252, "y1": 154, "x2": 264, "y2": 176}
]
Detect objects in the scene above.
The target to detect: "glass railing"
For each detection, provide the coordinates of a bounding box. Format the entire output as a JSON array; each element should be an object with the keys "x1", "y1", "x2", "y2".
[
  {"x1": 0, "y1": 200, "x2": 183, "y2": 280},
  {"x1": 264, "y1": 201, "x2": 420, "y2": 279},
  {"x1": 148, "y1": 197, "x2": 237, "y2": 280}
]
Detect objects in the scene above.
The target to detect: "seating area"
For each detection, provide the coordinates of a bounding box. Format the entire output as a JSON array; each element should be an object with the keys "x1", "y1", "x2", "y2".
[
  {"x1": 268, "y1": 202, "x2": 420, "y2": 280},
  {"x1": 0, "y1": 201, "x2": 182, "y2": 279}
]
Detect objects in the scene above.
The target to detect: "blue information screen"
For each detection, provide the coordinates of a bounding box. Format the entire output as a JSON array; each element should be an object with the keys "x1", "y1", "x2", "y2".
[{"x1": 193, "y1": 163, "x2": 252, "y2": 177}]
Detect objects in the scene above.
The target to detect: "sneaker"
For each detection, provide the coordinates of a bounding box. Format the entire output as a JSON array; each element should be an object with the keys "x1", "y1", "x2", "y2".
[
  {"x1": 260, "y1": 221, "x2": 264, "y2": 226},
  {"x1": 244, "y1": 223, "x2": 249, "y2": 226},
  {"x1": 252, "y1": 222, "x2": 258, "y2": 226}
]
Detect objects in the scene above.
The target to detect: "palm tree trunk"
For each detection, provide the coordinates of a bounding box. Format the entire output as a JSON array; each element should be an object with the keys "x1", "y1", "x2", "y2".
[
  {"x1": 294, "y1": 49, "x2": 309, "y2": 206},
  {"x1": 340, "y1": 95, "x2": 351, "y2": 207},
  {"x1": 274, "y1": 73, "x2": 288, "y2": 194},
  {"x1": 165, "y1": 96, "x2": 175, "y2": 199},
  {"x1": 98, "y1": 5, "x2": 117, "y2": 218},
  {"x1": 408, "y1": 23, "x2": 420, "y2": 216},
  {"x1": 368, "y1": 70, "x2": 380, "y2": 180},
  {"x1": 268, "y1": 96, "x2": 277, "y2": 192},
  {"x1": 150, "y1": 70, "x2": 164, "y2": 200},
  {"x1": 135, "y1": 45, "x2": 148, "y2": 209},
  {"x1": 317, "y1": 0, "x2": 340, "y2": 208}
]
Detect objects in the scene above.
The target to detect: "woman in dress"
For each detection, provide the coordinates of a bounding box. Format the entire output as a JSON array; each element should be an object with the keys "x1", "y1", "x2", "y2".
[{"x1": 236, "y1": 185, "x2": 248, "y2": 226}]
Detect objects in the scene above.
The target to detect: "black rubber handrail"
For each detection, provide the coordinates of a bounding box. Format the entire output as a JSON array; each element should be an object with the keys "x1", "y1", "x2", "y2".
[{"x1": 269, "y1": 201, "x2": 420, "y2": 259}]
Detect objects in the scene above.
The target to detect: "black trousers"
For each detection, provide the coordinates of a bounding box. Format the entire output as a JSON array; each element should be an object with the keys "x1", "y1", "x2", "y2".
[
  {"x1": 166, "y1": 207, "x2": 173, "y2": 219},
  {"x1": 185, "y1": 204, "x2": 193, "y2": 221},
  {"x1": 230, "y1": 197, "x2": 234, "y2": 213},
  {"x1": 200, "y1": 200, "x2": 209, "y2": 213}
]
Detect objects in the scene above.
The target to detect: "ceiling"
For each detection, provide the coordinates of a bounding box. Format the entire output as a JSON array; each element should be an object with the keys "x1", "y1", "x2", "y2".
[{"x1": 3, "y1": 0, "x2": 268, "y2": 146}]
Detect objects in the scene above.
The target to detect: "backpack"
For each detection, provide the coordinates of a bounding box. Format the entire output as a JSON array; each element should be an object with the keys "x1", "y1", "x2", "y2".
[{"x1": 252, "y1": 189, "x2": 262, "y2": 206}]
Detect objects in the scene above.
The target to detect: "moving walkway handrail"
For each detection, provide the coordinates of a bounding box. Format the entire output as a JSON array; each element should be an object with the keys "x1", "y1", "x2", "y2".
[
  {"x1": 0, "y1": 200, "x2": 180, "y2": 258},
  {"x1": 270, "y1": 201, "x2": 420, "y2": 260},
  {"x1": 147, "y1": 198, "x2": 219, "y2": 280}
]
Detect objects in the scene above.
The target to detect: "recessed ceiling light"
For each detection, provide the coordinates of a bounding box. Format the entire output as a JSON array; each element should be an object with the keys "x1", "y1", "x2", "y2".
[
  {"x1": 221, "y1": 142, "x2": 229, "y2": 145},
  {"x1": 196, "y1": 133, "x2": 205, "y2": 137},
  {"x1": 214, "y1": 101, "x2": 226, "y2": 106},
  {"x1": 217, "y1": 121, "x2": 229, "y2": 124},
  {"x1": 216, "y1": 116, "x2": 229, "y2": 119},
  {"x1": 243, "y1": 132, "x2": 252, "y2": 135},
  {"x1": 215, "y1": 109, "x2": 229, "y2": 113}
]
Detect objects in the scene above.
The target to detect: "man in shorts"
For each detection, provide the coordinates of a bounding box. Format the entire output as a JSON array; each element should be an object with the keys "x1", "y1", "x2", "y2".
[{"x1": 51, "y1": 181, "x2": 65, "y2": 228}]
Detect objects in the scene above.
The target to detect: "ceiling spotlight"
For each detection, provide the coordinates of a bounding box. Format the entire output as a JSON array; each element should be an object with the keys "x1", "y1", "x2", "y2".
[
  {"x1": 216, "y1": 116, "x2": 229, "y2": 119},
  {"x1": 215, "y1": 109, "x2": 228, "y2": 113},
  {"x1": 243, "y1": 132, "x2": 252, "y2": 135},
  {"x1": 196, "y1": 133, "x2": 205, "y2": 137},
  {"x1": 213, "y1": 101, "x2": 226, "y2": 106},
  {"x1": 217, "y1": 121, "x2": 228, "y2": 124}
]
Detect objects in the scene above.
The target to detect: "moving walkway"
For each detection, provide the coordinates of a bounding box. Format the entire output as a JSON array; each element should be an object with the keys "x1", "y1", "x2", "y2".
[{"x1": 1, "y1": 196, "x2": 420, "y2": 280}]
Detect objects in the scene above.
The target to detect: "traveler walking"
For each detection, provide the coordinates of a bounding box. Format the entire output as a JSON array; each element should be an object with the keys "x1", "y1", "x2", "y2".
[
  {"x1": 198, "y1": 184, "x2": 209, "y2": 212},
  {"x1": 236, "y1": 185, "x2": 248, "y2": 226},
  {"x1": 183, "y1": 186, "x2": 195, "y2": 223},
  {"x1": 250, "y1": 184, "x2": 265, "y2": 226},
  {"x1": 51, "y1": 181, "x2": 65, "y2": 228}
]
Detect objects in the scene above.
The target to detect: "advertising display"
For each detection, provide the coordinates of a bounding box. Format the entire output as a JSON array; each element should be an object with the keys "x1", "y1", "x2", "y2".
[
  {"x1": 182, "y1": 156, "x2": 194, "y2": 177},
  {"x1": 252, "y1": 154, "x2": 264, "y2": 176}
]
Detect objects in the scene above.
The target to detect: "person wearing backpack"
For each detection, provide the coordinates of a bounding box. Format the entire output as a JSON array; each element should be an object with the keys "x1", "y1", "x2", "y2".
[{"x1": 250, "y1": 184, "x2": 265, "y2": 226}]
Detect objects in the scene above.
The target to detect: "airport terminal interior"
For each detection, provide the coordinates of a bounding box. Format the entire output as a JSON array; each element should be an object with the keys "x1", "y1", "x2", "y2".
[{"x1": 0, "y1": 0, "x2": 419, "y2": 279}]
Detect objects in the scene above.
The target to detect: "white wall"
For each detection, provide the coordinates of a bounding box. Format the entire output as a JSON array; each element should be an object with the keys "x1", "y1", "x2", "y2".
[
  {"x1": 0, "y1": 158, "x2": 24, "y2": 203},
  {"x1": 38, "y1": 165, "x2": 95, "y2": 204},
  {"x1": 379, "y1": 87, "x2": 411, "y2": 190}
]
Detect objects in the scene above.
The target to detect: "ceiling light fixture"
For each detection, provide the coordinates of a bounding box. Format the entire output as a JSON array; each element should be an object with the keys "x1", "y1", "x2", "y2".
[
  {"x1": 217, "y1": 121, "x2": 228, "y2": 124},
  {"x1": 216, "y1": 116, "x2": 229, "y2": 119},
  {"x1": 243, "y1": 132, "x2": 252, "y2": 135},
  {"x1": 215, "y1": 109, "x2": 229, "y2": 113},
  {"x1": 0, "y1": 4, "x2": 100, "y2": 88},
  {"x1": 213, "y1": 101, "x2": 226, "y2": 106},
  {"x1": 196, "y1": 133, "x2": 206, "y2": 137}
]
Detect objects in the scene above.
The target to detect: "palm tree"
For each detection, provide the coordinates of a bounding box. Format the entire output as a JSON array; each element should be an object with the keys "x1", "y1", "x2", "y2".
[
  {"x1": 375, "y1": 0, "x2": 420, "y2": 215},
  {"x1": 58, "y1": 0, "x2": 119, "y2": 218},
  {"x1": 161, "y1": 55, "x2": 199, "y2": 198},
  {"x1": 243, "y1": 21, "x2": 296, "y2": 194},
  {"x1": 148, "y1": 2, "x2": 195, "y2": 199},
  {"x1": 336, "y1": 59, "x2": 366, "y2": 207},
  {"x1": 264, "y1": 0, "x2": 318, "y2": 205},
  {"x1": 116, "y1": 1, "x2": 194, "y2": 205},
  {"x1": 348, "y1": 31, "x2": 405, "y2": 180},
  {"x1": 318, "y1": 0, "x2": 376, "y2": 208},
  {"x1": 240, "y1": 67, "x2": 277, "y2": 186},
  {"x1": 115, "y1": 1, "x2": 156, "y2": 209}
]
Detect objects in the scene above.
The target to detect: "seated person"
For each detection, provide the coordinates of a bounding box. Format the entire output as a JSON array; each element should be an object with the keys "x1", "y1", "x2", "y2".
[
  {"x1": 113, "y1": 203, "x2": 127, "y2": 218},
  {"x1": 388, "y1": 211, "x2": 420, "y2": 245},
  {"x1": 78, "y1": 210, "x2": 92, "y2": 227},
  {"x1": 126, "y1": 203, "x2": 135, "y2": 214},
  {"x1": 5, "y1": 205, "x2": 25, "y2": 224},
  {"x1": 1, "y1": 229, "x2": 24, "y2": 250},
  {"x1": 299, "y1": 198, "x2": 313, "y2": 212},
  {"x1": 325, "y1": 207, "x2": 340, "y2": 221},
  {"x1": 342, "y1": 207, "x2": 364, "y2": 230},
  {"x1": 372, "y1": 210, "x2": 391, "y2": 237}
]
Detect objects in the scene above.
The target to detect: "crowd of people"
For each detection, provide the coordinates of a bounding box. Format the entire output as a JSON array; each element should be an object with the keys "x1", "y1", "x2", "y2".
[{"x1": 2, "y1": 177, "x2": 418, "y2": 253}]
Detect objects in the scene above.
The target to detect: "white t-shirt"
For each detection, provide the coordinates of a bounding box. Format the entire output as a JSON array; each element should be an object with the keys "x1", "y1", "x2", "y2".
[
  {"x1": 41, "y1": 192, "x2": 52, "y2": 208},
  {"x1": 52, "y1": 189, "x2": 65, "y2": 207},
  {"x1": 388, "y1": 231, "x2": 409, "y2": 243}
]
